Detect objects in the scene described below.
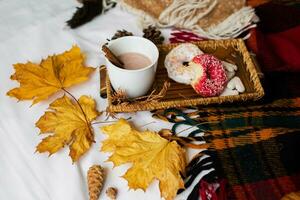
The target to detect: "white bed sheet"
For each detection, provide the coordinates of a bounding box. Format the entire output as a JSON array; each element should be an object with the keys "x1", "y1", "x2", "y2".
[{"x1": 0, "y1": 1, "x2": 207, "y2": 199}]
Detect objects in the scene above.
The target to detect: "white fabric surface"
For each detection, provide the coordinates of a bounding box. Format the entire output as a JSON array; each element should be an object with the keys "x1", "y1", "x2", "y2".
[{"x1": 0, "y1": 1, "x2": 207, "y2": 199}]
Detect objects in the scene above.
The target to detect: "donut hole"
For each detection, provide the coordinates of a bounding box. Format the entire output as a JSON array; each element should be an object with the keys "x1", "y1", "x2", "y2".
[
  {"x1": 205, "y1": 70, "x2": 211, "y2": 80},
  {"x1": 182, "y1": 61, "x2": 189, "y2": 67}
]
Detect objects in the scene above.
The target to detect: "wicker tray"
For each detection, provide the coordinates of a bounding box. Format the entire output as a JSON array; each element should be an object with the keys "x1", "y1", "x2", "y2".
[{"x1": 104, "y1": 39, "x2": 264, "y2": 113}]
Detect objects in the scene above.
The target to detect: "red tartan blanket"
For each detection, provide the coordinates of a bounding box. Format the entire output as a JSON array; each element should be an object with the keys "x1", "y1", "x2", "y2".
[{"x1": 165, "y1": 2, "x2": 300, "y2": 199}]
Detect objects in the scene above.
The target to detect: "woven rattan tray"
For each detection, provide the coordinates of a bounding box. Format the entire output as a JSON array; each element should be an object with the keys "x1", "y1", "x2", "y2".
[{"x1": 104, "y1": 39, "x2": 264, "y2": 113}]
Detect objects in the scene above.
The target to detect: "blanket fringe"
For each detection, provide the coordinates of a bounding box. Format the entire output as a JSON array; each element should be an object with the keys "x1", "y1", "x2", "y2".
[{"x1": 120, "y1": 0, "x2": 258, "y2": 39}]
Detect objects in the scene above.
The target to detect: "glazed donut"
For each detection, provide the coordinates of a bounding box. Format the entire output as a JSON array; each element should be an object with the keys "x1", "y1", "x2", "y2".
[
  {"x1": 164, "y1": 43, "x2": 203, "y2": 84},
  {"x1": 190, "y1": 54, "x2": 227, "y2": 97}
]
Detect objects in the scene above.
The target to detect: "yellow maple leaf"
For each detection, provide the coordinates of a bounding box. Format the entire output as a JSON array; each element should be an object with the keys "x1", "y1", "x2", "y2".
[
  {"x1": 101, "y1": 119, "x2": 186, "y2": 200},
  {"x1": 36, "y1": 95, "x2": 100, "y2": 162},
  {"x1": 7, "y1": 45, "x2": 95, "y2": 104}
]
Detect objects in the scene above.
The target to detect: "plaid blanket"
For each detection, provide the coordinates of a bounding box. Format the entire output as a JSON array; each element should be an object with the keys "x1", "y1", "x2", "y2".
[
  {"x1": 163, "y1": 1, "x2": 300, "y2": 199},
  {"x1": 153, "y1": 98, "x2": 300, "y2": 200}
]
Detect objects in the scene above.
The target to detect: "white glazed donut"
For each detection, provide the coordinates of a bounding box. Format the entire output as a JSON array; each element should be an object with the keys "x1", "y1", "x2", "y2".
[{"x1": 164, "y1": 43, "x2": 203, "y2": 84}]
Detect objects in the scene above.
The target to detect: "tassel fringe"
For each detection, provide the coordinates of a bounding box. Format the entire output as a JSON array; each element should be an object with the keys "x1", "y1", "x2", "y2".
[{"x1": 158, "y1": 0, "x2": 218, "y2": 28}]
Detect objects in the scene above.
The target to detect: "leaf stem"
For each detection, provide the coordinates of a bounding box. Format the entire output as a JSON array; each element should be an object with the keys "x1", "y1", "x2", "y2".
[
  {"x1": 139, "y1": 121, "x2": 156, "y2": 128},
  {"x1": 62, "y1": 88, "x2": 94, "y2": 140},
  {"x1": 91, "y1": 117, "x2": 132, "y2": 125}
]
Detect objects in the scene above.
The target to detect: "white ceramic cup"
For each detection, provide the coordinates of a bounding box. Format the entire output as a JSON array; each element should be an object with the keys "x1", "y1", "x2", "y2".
[{"x1": 105, "y1": 36, "x2": 159, "y2": 98}]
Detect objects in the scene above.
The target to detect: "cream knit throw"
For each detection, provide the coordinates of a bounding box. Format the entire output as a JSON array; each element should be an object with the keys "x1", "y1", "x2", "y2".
[{"x1": 119, "y1": 0, "x2": 258, "y2": 39}]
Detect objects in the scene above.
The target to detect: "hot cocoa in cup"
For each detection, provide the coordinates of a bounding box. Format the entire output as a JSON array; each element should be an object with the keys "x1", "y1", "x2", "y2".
[
  {"x1": 117, "y1": 52, "x2": 152, "y2": 70},
  {"x1": 104, "y1": 36, "x2": 159, "y2": 98}
]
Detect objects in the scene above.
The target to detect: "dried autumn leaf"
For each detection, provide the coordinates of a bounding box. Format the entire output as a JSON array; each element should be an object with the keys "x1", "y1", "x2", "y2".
[
  {"x1": 7, "y1": 45, "x2": 95, "y2": 104},
  {"x1": 101, "y1": 119, "x2": 186, "y2": 200},
  {"x1": 36, "y1": 95, "x2": 99, "y2": 162}
]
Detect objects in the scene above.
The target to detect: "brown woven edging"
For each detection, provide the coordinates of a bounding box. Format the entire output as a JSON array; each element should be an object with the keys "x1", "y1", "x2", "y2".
[
  {"x1": 237, "y1": 39, "x2": 265, "y2": 99},
  {"x1": 105, "y1": 39, "x2": 264, "y2": 113}
]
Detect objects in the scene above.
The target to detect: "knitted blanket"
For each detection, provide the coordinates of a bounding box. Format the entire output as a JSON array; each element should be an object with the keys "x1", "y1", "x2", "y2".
[{"x1": 120, "y1": 0, "x2": 257, "y2": 39}]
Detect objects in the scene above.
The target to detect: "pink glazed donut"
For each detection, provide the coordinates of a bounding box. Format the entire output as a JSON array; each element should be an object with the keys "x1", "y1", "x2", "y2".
[{"x1": 190, "y1": 54, "x2": 227, "y2": 97}]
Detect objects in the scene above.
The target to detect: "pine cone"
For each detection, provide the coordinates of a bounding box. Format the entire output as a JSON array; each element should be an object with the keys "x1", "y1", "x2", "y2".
[
  {"x1": 143, "y1": 26, "x2": 164, "y2": 45},
  {"x1": 106, "y1": 187, "x2": 118, "y2": 200},
  {"x1": 87, "y1": 165, "x2": 104, "y2": 200},
  {"x1": 110, "y1": 29, "x2": 133, "y2": 40}
]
